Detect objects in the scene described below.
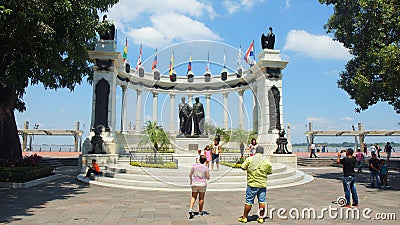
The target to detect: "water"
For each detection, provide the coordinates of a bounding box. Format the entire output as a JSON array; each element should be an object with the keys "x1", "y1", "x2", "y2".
[{"x1": 26, "y1": 144, "x2": 77, "y2": 152}]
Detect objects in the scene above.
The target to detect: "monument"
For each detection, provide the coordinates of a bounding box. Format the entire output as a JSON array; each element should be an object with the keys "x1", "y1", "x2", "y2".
[
  {"x1": 261, "y1": 27, "x2": 275, "y2": 50},
  {"x1": 178, "y1": 97, "x2": 192, "y2": 136},
  {"x1": 192, "y1": 97, "x2": 205, "y2": 136}
]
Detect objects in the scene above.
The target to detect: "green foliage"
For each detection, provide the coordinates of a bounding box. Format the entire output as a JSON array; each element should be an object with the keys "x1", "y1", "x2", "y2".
[
  {"x1": 140, "y1": 121, "x2": 171, "y2": 155},
  {"x1": 219, "y1": 161, "x2": 242, "y2": 168},
  {"x1": 129, "y1": 161, "x2": 178, "y2": 169},
  {"x1": 231, "y1": 128, "x2": 258, "y2": 145},
  {"x1": 319, "y1": 0, "x2": 400, "y2": 113},
  {"x1": 0, "y1": 165, "x2": 54, "y2": 182},
  {"x1": 0, "y1": 0, "x2": 119, "y2": 111}
]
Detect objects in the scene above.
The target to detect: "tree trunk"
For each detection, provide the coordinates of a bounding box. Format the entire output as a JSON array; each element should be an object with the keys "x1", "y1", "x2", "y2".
[{"x1": 0, "y1": 86, "x2": 22, "y2": 163}]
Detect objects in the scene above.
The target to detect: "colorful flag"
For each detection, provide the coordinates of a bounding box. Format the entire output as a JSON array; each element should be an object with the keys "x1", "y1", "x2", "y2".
[
  {"x1": 169, "y1": 52, "x2": 174, "y2": 76},
  {"x1": 123, "y1": 38, "x2": 128, "y2": 61},
  {"x1": 151, "y1": 49, "x2": 158, "y2": 70},
  {"x1": 187, "y1": 53, "x2": 192, "y2": 73},
  {"x1": 136, "y1": 44, "x2": 142, "y2": 70},
  {"x1": 244, "y1": 40, "x2": 254, "y2": 65}
]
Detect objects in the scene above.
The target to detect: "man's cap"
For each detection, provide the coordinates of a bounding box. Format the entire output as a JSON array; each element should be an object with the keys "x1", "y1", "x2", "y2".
[{"x1": 256, "y1": 146, "x2": 264, "y2": 154}]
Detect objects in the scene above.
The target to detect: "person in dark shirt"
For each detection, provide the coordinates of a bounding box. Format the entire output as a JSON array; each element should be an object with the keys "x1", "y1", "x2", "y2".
[
  {"x1": 337, "y1": 148, "x2": 359, "y2": 208},
  {"x1": 368, "y1": 153, "x2": 381, "y2": 188}
]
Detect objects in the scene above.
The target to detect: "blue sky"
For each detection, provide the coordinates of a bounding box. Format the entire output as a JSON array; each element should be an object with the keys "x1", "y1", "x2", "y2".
[{"x1": 15, "y1": 0, "x2": 399, "y2": 145}]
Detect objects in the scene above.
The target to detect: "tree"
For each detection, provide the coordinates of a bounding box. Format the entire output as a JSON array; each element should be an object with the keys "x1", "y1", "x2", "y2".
[
  {"x1": 231, "y1": 128, "x2": 257, "y2": 145},
  {"x1": 140, "y1": 121, "x2": 171, "y2": 161},
  {"x1": 0, "y1": 0, "x2": 119, "y2": 163},
  {"x1": 319, "y1": 0, "x2": 400, "y2": 113}
]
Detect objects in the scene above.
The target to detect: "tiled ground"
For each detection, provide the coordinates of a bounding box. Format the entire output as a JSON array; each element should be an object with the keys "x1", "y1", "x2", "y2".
[{"x1": 1, "y1": 164, "x2": 399, "y2": 224}]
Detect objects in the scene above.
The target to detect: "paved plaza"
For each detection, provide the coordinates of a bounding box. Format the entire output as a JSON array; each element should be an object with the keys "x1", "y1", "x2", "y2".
[{"x1": 1, "y1": 161, "x2": 399, "y2": 225}]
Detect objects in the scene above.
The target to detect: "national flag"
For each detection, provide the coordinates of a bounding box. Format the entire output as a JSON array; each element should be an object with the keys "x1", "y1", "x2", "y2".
[
  {"x1": 136, "y1": 44, "x2": 142, "y2": 70},
  {"x1": 123, "y1": 38, "x2": 128, "y2": 61},
  {"x1": 187, "y1": 53, "x2": 192, "y2": 73},
  {"x1": 151, "y1": 49, "x2": 158, "y2": 70},
  {"x1": 169, "y1": 52, "x2": 174, "y2": 76},
  {"x1": 244, "y1": 40, "x2": 254, "y2": 65}
]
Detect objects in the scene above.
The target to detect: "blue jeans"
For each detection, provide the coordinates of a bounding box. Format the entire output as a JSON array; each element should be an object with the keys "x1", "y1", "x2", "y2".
[
  {"x1": 370, "y1": 170, "x2": 381, "y2": 187},
  {"x1": 245, "y1": 186, "x2": 266, "y2": 205},
  {"x1": 357, "y1": 161, "x2": 363, "y2": 172},
  {"x1": 342, "y1": 176, "x2": 358, "y2": 206}
]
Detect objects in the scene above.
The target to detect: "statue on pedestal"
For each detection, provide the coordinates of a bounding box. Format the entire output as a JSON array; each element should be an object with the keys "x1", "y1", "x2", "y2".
[
  {"x1": 192, "y1": 97, "x2": 205, "y2": 135},
  {"x1": 261, "y1": 27, "x2": 275, "y2": 50},
  {"x1": 99, "y1": 15, "x2": 115, "y2": 40},
  {"x1": 178, "y1": 97, "x2": 192, "y2": 136},
  {"x1": 275, "y1": 129, "x2": 290, "y2": 154},
  {"x1": 89, "y1": 126, "x2": 106, "y2": 154}
]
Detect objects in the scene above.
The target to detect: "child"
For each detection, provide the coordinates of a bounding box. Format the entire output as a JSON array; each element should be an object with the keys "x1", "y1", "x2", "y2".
[
  {"x1": 204, "y1": 145, "x2": 212, "y2": 168},
  {"x1": 379, "y1": 159, "x2": 389, "y2": 189},
  {"x1": 196, "y1": 149, "x2": 202, "y2": 163}
]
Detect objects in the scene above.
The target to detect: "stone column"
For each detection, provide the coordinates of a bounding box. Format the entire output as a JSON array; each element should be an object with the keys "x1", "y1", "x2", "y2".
[
  {"x1": 170, "y1": 94, "x2": 175, "y2": 132},
  {"x1": 120, "y1": 86, "x2": 127, "y2": 132},
  {"x1": 252, "y1": 85, "x2": 258, "y2": 132},
  {"x1": 152, "y1": 92, "x2": 158, "y2": 122},
  {"x1": 223, "y1": 93, "x2": 229, "y2": 129},
  {"x1": 135, "y1": 89, "x2": 142, "y2": 131},
  {"x1": 188, "y1": 94, "x2": 193, "y2": 106},
  {"x1": 238, "y1": 90, "x2": 244, "y2": 130},
  {"x1": 205, "y1": 94, "x2": 211, "y2": 126}
]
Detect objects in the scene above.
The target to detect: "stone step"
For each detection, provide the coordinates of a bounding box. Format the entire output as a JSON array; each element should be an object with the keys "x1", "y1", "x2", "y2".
[
  {"x1": 105, "y1": 162, "x2": 288, "y2": 176},
  {"x1": 93, "y1": 169, "x2": 305, "y2": 191}
]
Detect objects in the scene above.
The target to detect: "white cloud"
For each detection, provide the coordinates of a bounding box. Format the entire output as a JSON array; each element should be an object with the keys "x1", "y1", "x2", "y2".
[
  {"x1": 222, "y1": 0, "x2": 264, "y2": 14},
  {"x1": 283, "y1": 30, "x2": 352, "y2": 60},
  {"x1": 285, "y1": 0, "x2": 291, "y2": 8},
  {"x1": 306, "y1": 117, "x2": 328, "y2": 123},
  {"x1": 106, "y1": 0, "x2": 219, "y2": 48},
  {"x1": 340, "y1": 117, "x2": 354, "y2": 122}
]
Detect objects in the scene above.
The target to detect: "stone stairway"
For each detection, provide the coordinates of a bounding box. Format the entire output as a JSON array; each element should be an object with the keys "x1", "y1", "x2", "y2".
[
  {"x1": 297, "y1": 157, "x2": 337, "y2": 167},
  {"x1": 80, "y1": 159, "x2": 313, "y2": 191}
]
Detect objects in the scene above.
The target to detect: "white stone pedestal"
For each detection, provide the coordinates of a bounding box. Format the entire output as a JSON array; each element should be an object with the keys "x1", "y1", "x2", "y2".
[
  {"x1": 173, "y1": 137, "x2": 213, "y2": 152},
  {"x1": 79, "y1": 154, "x2": 119, "y2": 173},
  {"x1": 268, "y1": 154, "x2": 297, "y2": 169}
]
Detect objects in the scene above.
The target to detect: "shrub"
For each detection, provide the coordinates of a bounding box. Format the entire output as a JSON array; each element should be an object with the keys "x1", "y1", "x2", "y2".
[
  {"x1": 0, "y1": 165, "x2": 54, "y2": 182},
  {"x1": 129, "y1": 161, "x2": 178, "y2": 169}
]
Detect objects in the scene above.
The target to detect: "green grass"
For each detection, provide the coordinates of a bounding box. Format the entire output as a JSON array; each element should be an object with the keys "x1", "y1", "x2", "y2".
[
  {"x1": 220, "y1": 161, "x2": 242, "y2": 168},
  {"x1": 0, "y1": 165, "x2": 55, "y2": 182},
  {"x1": 129, "y1": 161, "x2": 178, "y2": 169}
]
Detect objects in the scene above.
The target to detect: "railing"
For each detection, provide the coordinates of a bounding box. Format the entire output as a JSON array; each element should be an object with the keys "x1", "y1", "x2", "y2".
[{"x1": 128, "y1": 151, "x2": 178, "y2": 165}]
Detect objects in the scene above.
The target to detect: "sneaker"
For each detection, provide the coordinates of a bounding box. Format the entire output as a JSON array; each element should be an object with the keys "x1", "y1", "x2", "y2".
[
  {"x1": 257, "y1": 217, "x2": 264, "y2": 223},
  {"x1": 199, "y1": 212, "x2": 204, "y2": 216},
  {"x1": 238, "y1": 216, "x2": 247, "y2": 223},
  {"x1": 352, "y1": 204, "x2": 359, "y2": 208},
  {"x1": 188, "y1": 210, "x2": 194, "y2": 219}
]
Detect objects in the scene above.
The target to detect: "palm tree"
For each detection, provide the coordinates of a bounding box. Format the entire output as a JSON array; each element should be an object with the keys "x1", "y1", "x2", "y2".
[{"x1": 140, "y1": 121, "x2": 171, "y2": 163}]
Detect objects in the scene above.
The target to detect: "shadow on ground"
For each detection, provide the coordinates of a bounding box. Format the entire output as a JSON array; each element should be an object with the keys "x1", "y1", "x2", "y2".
[
  {"x1": 0, "y1": 167, "x2": 88, "y2": 223},
  {"x1": 312, "y1": 169, "x2": 400, "y2": 191}
]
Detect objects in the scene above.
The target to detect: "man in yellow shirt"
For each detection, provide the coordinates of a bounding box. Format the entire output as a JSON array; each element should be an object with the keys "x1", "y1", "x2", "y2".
[{"x1": 238, "y1": 146, "x2": 272, "y2": 223}]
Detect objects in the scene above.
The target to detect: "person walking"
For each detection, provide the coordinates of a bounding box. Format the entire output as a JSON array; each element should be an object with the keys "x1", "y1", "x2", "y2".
[
  {"x1": 210, "y1": 139, "x2": 222, "y2": 170},
  {"x1": 310, "y1": 143, "x2": 317, "y2": 158},
  {"x1": 375, "y1": 143, "x2": 381, "y2": 158},
  {"x1": 363, "y1": 143, "x2": 368, "y2": 157},
  {"x1": 337, "y1": 148, "x2": 359, "y2": 208},
  {"x1": 238, "y1": 146, "x2": 272, "y2": 223},
  {"x1": 368, "y1": 153, "x2": 381, "y2": 188},
  {"x1": 355, "y1": 149, "x2": 365, "y2": 173},
  {"x1": 188, "y1": 155, "x2": 210, "y2": 219},
  {"x1": 384, "y1": 142, "x2": 393, "y2": 161}
]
